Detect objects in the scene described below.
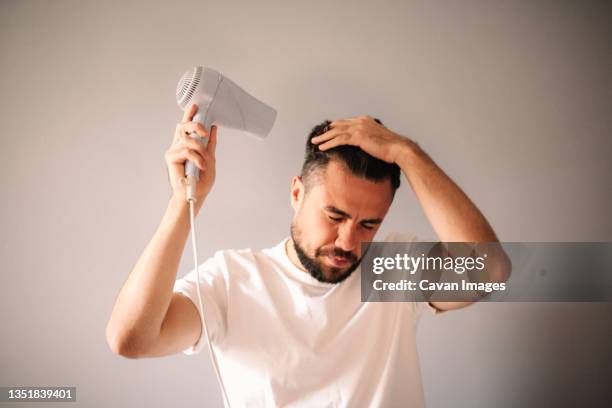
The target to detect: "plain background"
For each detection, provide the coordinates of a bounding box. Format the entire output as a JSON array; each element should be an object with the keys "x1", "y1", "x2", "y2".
[{"x1": 1, "y1": 0, "x2": 611, "y2": 407}]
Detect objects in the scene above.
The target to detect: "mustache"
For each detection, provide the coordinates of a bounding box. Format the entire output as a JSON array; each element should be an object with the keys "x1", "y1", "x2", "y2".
[{"x1": 316, "y1": 247, "x2": 357, "y2": 262}]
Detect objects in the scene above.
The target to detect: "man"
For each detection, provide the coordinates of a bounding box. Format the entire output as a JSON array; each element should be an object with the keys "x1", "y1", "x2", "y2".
[{"x1": 106, "y1": 104, "x2": 505, "y2": 406}]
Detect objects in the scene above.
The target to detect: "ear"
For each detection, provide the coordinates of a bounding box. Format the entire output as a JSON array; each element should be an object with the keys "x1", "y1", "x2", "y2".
[{"x1": 290, "y1": 175, "x2": 305, "y2": 212}]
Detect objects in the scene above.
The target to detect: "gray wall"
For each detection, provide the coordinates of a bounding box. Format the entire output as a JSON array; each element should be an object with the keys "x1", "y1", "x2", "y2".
[{"x1": 1, "y1": 0, "x2": 610, "y2": 407}]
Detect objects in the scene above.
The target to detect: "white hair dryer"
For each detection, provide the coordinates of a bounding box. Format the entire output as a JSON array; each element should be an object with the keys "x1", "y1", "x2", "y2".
[
  {"x1": 175, "y1": 67, "x2": 276, "y2": 407},
  {"x1": 176, "y1": 66, "x2": 277, "y2": 185}
]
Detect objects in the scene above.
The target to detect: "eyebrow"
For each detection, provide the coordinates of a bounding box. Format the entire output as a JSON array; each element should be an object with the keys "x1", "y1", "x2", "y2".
[{"x1": 324, "y1": 206, "x2": 383, "y2": 224}]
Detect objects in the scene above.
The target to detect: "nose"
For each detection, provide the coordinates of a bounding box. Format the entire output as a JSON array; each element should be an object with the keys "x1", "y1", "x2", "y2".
[{"x1": 334, "y1": 222, "x2": 359, "y2": 254}]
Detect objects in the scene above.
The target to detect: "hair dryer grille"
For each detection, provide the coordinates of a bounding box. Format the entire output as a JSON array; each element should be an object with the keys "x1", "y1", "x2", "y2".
[{"x1": 176, "y1": 66, "x2": 202, "y2": 109}]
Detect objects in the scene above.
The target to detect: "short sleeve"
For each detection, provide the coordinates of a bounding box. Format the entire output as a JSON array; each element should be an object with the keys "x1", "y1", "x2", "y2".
[
  {"x1": 418, "y1": 301, "x2": 446, "y2": 316},
  {"x1": 173, "y1": 251, "x2": 228, "y2": 355}
]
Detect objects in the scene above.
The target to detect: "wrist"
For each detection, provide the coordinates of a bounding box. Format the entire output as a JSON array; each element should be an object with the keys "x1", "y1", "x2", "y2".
[
  {"x1": 169, "y1": 194, "x2": 187, "y2": 208},
  {"x1": 394, "y1": 138, "x2": 423, "y2": 168},
  {"x1": 169, "y1": 194, "x2": 205, "y2": 215}
]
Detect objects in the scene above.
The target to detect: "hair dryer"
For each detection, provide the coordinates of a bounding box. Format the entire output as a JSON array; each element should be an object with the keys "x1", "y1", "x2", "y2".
[
  {"x1": 176, "y1": 66, "x2": 277, "y2": 191},
  {"x1": 174, "y1": 67, "x2": 276, "y2": 407}
]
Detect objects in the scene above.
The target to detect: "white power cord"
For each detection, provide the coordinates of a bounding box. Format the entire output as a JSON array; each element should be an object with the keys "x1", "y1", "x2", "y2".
[{"x1": 186, "y1": 175, "x2": 231, "y2": 408}]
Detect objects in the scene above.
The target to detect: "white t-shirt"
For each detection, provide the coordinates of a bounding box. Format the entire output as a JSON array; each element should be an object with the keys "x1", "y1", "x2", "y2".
[{"x1": 173, "y1": 232, "x2": 441, "y2": 407}]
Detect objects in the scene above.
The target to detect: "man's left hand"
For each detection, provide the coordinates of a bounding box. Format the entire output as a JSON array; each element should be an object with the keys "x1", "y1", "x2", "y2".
[{"x1": 310, "y1": 116, "x2": 415, "y2": 164}]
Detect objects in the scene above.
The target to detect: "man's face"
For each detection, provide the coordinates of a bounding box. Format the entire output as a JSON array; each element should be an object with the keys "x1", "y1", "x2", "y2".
[{"x1": 289, "y1": 160, "x2": 394, "y2": 283}]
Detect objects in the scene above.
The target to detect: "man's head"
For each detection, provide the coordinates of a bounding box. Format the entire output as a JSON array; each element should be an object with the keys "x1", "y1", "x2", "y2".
[{"x1": 289, "y1": 119, "x2": 401, "y2": 284}]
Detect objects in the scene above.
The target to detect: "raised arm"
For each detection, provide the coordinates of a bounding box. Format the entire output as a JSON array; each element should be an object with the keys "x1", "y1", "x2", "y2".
[
  {"x1": 105, "y1": 104, "x2": 218, "y2": 357},
  {"x1": 311, "y1": 116, "x2": 510, "y2": 311}
]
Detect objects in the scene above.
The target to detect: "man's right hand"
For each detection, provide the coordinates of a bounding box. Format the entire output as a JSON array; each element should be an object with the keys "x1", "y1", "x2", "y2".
[{"x1": 165, "y1": 103, "x2": 218, "y2": 203}]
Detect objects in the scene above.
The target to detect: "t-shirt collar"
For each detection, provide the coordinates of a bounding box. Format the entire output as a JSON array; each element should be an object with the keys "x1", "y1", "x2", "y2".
[{"x1": 275, "y1": 236, "x2": 343, "y2": 289}]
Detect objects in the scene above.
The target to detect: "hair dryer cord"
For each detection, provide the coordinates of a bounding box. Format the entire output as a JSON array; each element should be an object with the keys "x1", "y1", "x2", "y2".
[{"x1": 187, "y1": 182, "x2": 231, "y2": 407}]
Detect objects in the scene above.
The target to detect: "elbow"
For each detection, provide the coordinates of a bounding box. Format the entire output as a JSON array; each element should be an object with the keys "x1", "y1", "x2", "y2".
[
  {"x1": 105, "y1": 325, "x2": 134, "y2": 358},
  {"x1": 105, "y1": 323, "x2": 148, "y2": 359},
  {"x1": 489, "y1": 246, "x2": 512, "y2": 284}
]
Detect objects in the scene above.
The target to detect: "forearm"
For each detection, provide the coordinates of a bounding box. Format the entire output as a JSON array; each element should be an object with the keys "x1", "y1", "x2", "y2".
[
  {"x1": 106, "y1": 196, "x2": 203, "y2": 352},
  {"x1": 397, "y1": 142, "x2": 498, "y2": 243}
]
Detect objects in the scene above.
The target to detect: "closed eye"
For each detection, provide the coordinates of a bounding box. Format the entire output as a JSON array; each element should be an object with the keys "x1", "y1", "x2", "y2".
[{"x1": 329, "y1": 216, "x2": 375, "y2": 230}]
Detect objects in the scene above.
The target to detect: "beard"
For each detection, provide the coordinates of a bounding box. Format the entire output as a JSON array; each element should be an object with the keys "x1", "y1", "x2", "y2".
[{"x1": 290, "y1": 221, "x2": 366, "y2": 284}]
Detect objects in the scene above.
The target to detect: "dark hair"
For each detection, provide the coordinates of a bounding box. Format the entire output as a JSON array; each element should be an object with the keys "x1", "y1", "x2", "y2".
[{"x1": 300, "y1": 118, "x2": 401, "y2": 198}]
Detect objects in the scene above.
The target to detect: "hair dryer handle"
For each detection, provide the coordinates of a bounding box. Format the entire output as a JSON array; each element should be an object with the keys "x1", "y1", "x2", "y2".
[{"x1": 184, "y1": 111, "x2": 211, "y2": 181}]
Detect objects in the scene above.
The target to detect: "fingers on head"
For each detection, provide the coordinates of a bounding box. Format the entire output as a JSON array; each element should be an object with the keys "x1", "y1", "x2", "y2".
[{"x1": 330, "y1": 119, "x2": 350, "y2": 128}]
